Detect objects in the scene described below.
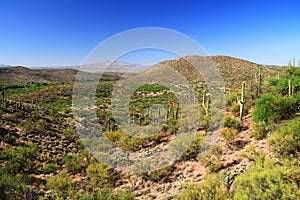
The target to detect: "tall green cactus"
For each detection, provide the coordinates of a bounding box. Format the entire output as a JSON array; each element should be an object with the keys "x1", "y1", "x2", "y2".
[
  {"x1": 237, "y1": 82, "x2": 246, "y2": 120},
  {"x1": 254, "y1": 68, "x2": 263, "y2": 97},
  {"x1": 202, "y1": 93, "x2": 209, "y2": 116},
  {"x1": 288, "y1": 60, "x2": 291, "y2": 70},
  {"x1": 288, "y1": 79, "x2": 294, "y2": 96},
  {"x1": 288, "y1": 58, "x2": 295, "y2": 70},
  {"x1": 255, "y1": 68, "x2": 263, "y2": 85},
  {"x1": 292, "y1": 58, "x2": 295, "y2": 67}
]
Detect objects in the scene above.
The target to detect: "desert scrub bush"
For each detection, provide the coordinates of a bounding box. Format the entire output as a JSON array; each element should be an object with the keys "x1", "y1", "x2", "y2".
[
  {"x1": 104, "y1": 131, "x2": 122, "y2": 142},
  {"x1": 220, "y1": 127, "x2": 241, "y2": 147},
  {"x1": 254, "y1": 94, "x2": 296, "y2": 123},
  {"x1": 62, "y1": 151, "x2": 90, "y2": 174},
  {"x1": 43, "y1": 163, "x2": 57, "y2": 174},
  {"x1": 237, "y1": 144, "x2": 259, "y2": 161},
  {"x1": 141, "y1": 166, "x2": 173, "y2": 182},
  {"x1": 229, "y1": 101, "x2": 240, "y2": 117},
  {"x1": 20, "y1": 119, "x2": 35, "y2": 133},
  {"x1": 183, "y1": 133, "x2": 204, "y2": 159},
  {"x1": 2, "y1": 144, "x2": 38, "y2": 175},
  {"x1": 79, "y1": 188, "x2": 135, "y2": 200},
  {"x1": 46, "y1": 171, "x2": 74, "y2": 199},
  {"x1": 118, "y1": 133, "x2": 145, "y2": 151},
  {"x1": 224, "y1": 116, "x2": 243, "y2": 131},
  {"x1": 175, "y1": 173, "x2": 231, "y2": 200},
  {"x1": 268, "y1": 118, "x2": 300, "y2": 157},
  {"x1": 86, "y1": 163, "x2": 115, "y2": 187},
  {"x1": 0, "y1": 167, "x2": 22, "y2": 200},
  {"x1": 250, "y1": 120, "x2": 270, "y2": 140},
  {"x1": 35, "y1": 119, "x2": 47, "y2": 132},
  {"x1": 63, "y1": 128, "x2": 73, "y2": 136},
  {"x1": 233, "y1": 153, "x2": 300, "y2": 200},
  {"x1": 199, "y1": 111, "x2": 209, "y2": 130},
  {"x1": 199, "y1": 144, "x2": 223, "y2": 172},
  {"x1": 226, "y1": 92, "x2": 238, "y2": 108}
]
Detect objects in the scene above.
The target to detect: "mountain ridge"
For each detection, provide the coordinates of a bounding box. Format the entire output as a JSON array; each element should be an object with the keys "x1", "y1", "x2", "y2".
[{"x1": 0, "y1": 56, "x2": 282, "y2": 85}]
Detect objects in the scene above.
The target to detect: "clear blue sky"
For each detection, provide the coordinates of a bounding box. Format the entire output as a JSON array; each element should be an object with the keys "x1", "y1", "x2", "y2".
[{"x1": 0, "y1": 0, "x2": 299, "y2": 66}]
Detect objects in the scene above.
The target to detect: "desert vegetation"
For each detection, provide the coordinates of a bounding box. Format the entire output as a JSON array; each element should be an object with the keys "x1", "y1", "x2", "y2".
[{"x1": 0, "y1": 56, "x2": 299, "y2": 199}]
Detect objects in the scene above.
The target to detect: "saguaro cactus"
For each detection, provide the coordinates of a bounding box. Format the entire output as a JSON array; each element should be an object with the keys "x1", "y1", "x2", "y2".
[
  {"x1": 202, "y1": 93, "x2": 209, "y2": 116},
  {"x1": 255, "y1": 68, "x2": 263, "y2": 85},
  {"x1": 237, "y1": 81, "x2": 246, "y2": 120},
  {"x1": 288, "y1": 80, "x2": 294, "y2": 96},
  {"x1": 254, "y1": 68, "x2": 263, "y2": 97},
  {"x1": 293, "y1": 58, "x2": 295, "y2": 67}
]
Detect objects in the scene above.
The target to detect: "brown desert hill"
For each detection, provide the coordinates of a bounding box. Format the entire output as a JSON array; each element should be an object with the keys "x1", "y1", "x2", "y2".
[
  {"x1": 0, "y1": 66, "x2": 121, "y2": 85},
  {"x1": 157, "y1": 55, "x2": 281, "y2": 88},
  {"x1": 0, "y1": 56, "x2": 282, "y2": 86},
  {"x1": 0, "y1": 66, "x2": 76, "y2": 84}
]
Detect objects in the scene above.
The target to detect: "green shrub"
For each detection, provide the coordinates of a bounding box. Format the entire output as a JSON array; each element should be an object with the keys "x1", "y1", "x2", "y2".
[
  {"x1": 36, "y1": 119, "x2": 47, "y2": 132},
  {"x1": 62, "y1": 151, "x2": 90, "y2": 174},
  {"x1": 2, "y1": 144, "x2": 38, "y2": 175},
  {"x1": 43, "y1": 164, "x2": 57, "y2": 174},
  {"x1": 62, "y1": 154, "x2": 73, "y2": 164},
  {"x1": 226, "y1": 92, "x2": 238, "y2": 108},
  {"x1": 250, "y1": 121, "x2": 269, "y2": 140},
  {"x1": 104, "y1": 131, "x2": 122, "y2": 142},
  {"x1": 79, "y1": 188, "x2": 134, "y2": 200},
  {"x1": 229, "y1": 101, "x2": 240, "y2": 117},
  {"x1": 0, "y1": 167, "x2": 22, "y2": 200},
  {"x1": 254, "y1": 94, "x2": 296, "y2": 123},
  {"x1": 118, "y1": 134, "x2": 144, "y2": 151},
  {"x1": 224, "y1": 116, "x2": 243, "y2": 131},
  {"x1": 233, "y1": 154, "x2": 300, "y2": 199},
  {"x1": 46, "y1": 171, "x2": 74, "y2": 198},
  {"x1": 63, "y1": 128, "x2": 73, "y2": 136},
  {"x1": 220, "y1": 127, "x2": 240, "y2": 147},
  {"x1": 183, "y1": 133, "x2": 204, "y2": 159},
  {"x1": 268, "y1": 118, "x2": 300, "y2": 157},
  {"x1": 199, "y1": 144, "x2": 223, "y2": 172},
  {"x1": 237, "y1": 144, "x2": 259, "y2": 161},
  {"x1": 86, "y1": 163, "x2": 115, "y2": 187},
  {"x1": 176, "y1": 173, "x2": 230, "y2": 200},
  {"x1": 20, "y1": 119, "x2": 35, "y2": 133},
  {"x1": 141, "y1": 166, "x2": 172, "y2": 182}
]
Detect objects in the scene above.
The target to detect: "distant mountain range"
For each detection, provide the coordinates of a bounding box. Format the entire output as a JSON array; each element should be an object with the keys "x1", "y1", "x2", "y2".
[
  {"x1": 26, "y1": 61, "x2": 148, "y2": 72},
  {"x1": 0, "y1": 64, "x2": 11, "y2": 68},
  {"x1": 0, "y1": 56, "x2": 282, "y2": 86}
]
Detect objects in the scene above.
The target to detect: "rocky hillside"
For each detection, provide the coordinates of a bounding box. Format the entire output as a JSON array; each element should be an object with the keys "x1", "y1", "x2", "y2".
[
  {"x1": 0, "y1": 66, "x2": 121, "y2": 85},
  {"x1": 158, "y1": 55, "x2": 281, "y2": 88}
]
